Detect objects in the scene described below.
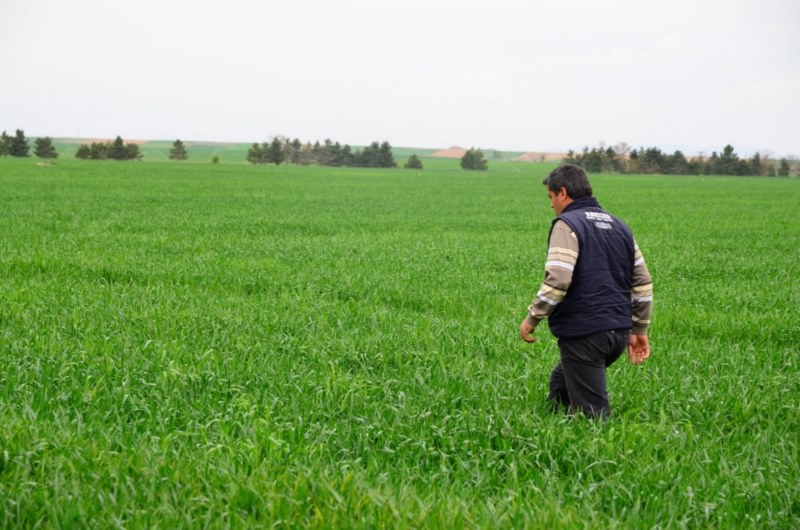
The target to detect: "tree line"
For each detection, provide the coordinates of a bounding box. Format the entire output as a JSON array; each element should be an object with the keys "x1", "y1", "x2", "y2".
[
  {"x1": 75, "y1": 136, "x2": 143, "y2": 161},
  {"x1": 1, "y1": 129, "x2": 58, "y2": 159},
  {"x1": 564, "y1": 143, "x2": 794, "y2": 177},
  {"x1": 246, "y1": 138, "x2": 401, "y2": 168}
]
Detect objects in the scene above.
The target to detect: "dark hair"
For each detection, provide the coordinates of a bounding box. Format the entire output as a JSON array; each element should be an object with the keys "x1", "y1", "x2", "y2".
[{"x1": 542, "y1": 164, "x2": 593, "y2": 198}]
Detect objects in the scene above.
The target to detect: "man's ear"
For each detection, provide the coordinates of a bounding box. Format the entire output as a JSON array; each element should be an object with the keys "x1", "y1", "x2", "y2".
[{"x1": 558, "y1": 187, "x2": 569, "y2": 200}]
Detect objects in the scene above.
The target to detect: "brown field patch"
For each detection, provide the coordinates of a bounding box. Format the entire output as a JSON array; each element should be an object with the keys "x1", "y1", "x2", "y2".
[
  {"x1": 515, "y1": 152, "x2": 567, "y2": 162},
  {"x1": 431, "y1": 146, "x2": 468, "y2": 158}
]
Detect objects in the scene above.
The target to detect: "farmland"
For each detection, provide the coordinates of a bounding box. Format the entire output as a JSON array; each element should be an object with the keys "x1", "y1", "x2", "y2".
[{"x1": 0, "y1": 157, "x2": 798, "y2": 528}]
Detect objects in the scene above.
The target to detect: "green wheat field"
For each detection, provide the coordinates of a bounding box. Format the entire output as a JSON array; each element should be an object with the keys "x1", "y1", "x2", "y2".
[{"x1": 1, "y1": 156, "x2": 798, "y2": 528}]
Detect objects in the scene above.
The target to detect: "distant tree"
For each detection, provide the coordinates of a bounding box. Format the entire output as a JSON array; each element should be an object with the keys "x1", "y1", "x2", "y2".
[
  {"x1": 246, "y1": 143, "x2": 264, "y2": 164},
  {"x1": 668, "y1": 150, "x2": 688, "y2": 174},
  {"x1": 404, "y1": 154, "x2": 423, "y2": 169},
  {"x1": 281, "y1": 138, "x2": 295, "y2": 165},
  {"x1": 717, "y1": 144, "x2": 739, "y2": 175},
  {"x1": 460, "y1": 149, "x2": 473, "y2": 170},
  {"x1": 356, "y1": 142, "x2": 380, "y2": 167},
  {"x1": 107, "y1": 136, "x2": 128, "y2": 160},
  {"x1": 89, "y1": 142, "x2": 107, "y2": 160},
  {"x1": 378, "y1": 141, "x2": 397, "y2": 168},
  {"x1": 75, "y1": 144, "x2": 91, "y2": 159},
  {"x1": 211, "y1": 154, "x2": 219, "y2": 164},
  {"x1": 328, "y1": 141, "x2": 343, "y2": 166},
  {"x1": 298, "y1": 142, "x2": 314, "y2": 165},
  {"x1": 639, "y1": 147, "x2": 665, "y2": 174},
  {"x1": 460, "y1": 148, "x2": 488, "y2": 171},
  {"x1": 687, "y1": 156, "x2": 704, "y2": 175},
  {"x1": 604, "y1": 147, "x2": 623, "y2": 172},
  {"x1": 169, "y1": 139, "x2": 188, "y2": 161},
  {"x1": 268, "y1": 138, "x2": 285, "y2": 165},
  {"x1": 0, "y1": 130, "x2": 11, "y2": 156},
  {"x1": 778, "y1": 158, "x2": 790, "y2": 177},
  {"x1": 341, "y1": 144, "x2": 354, "y2": 167},
  {"x1": 613, "y1": 142, "x2": 632, "y2": 160},
  {"x1": 311, "y1": 141, "x2": 322, "y2": 164},
  {"x1": 749, "y1": 152, "x2": 763, "y2": 176},
  {"x1": 706, "y1": 151, "x2": 719, "y2": 175},
  {"x1": 289, "y1": 138, "x2": 303, "y2": 164},
  {"x1": 10, "y1": 129, "x2": 30, "y2": 157},
  {"x1": 34, "y1": 136, "x2": 58, "y2": 159},
  {"x1": 126, "y1": 143, "x2": 142, "y2": 161}
]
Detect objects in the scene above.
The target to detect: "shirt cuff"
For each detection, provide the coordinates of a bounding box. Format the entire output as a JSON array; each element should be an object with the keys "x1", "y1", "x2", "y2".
[{"x1": 526, "y1": 313, "x2": 543, "y2": 327}]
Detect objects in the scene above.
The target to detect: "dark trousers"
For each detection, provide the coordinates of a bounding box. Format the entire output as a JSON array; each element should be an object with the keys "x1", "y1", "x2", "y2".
[{"x1": 548, "y1": 329, "x2": 629, "y2": 419}]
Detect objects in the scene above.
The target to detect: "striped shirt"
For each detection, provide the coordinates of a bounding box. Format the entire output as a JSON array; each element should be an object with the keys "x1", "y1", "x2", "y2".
[{"x1": 527, "y1": 220, "x2": 653, "y2": 334}]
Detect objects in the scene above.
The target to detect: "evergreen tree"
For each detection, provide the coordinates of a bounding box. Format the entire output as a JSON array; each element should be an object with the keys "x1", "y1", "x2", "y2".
[
  {"x1": 169, "y1": 139, "x2": 188, "y2": 161},
  {"x1": 356, "y1": 142, "x2": 381, "y2": 168},
  {"x1": 707, "y1": 151, "x2": 720, "y2": 175},
  {"x1": 378, "y1": 141, "x2": 396, "y2": 168},
  {"x1": 126, "y1": 143, "x2": 142, "y2": 161},
  {"x1": 460, "y1": 148, "x2": 488, "y2": 170},
  {"x1": 89, "y1": 142, "x2": 107, "y2": 160},
  {"x1": 749, "y1": 153, "x2": 763, "y2": 176},
  {"x1": 10, "y1": 129, "x2": 30, "y2": 157},
  {"x1": 282, "y1": 139, "x2": 295, "y2": 165},
  {"x1": 246, "y1": 143, "x2": 264, "y2": 164},
  {"x1": 404, "y1": 154, "x2": 423, "y2": 169},
  {"x1": 289, "y1": 138, "x2": 303, "y2": 164},
  {"x1": 668, "y1": 150, "x2": 688, "y2": 174},
  {"x1": 341, "y1": 144, "x2": 354, "y2": 167},
  {"x1": 312, "y1": 141, "x2": 322, "y2": 164},
  {"x1": 0, "y1": 130, "x2": 11, "y2": 156},
  {"x1": 778, "y1": 158, "x2": 790, "y2": 177},
  {"x1": 34, "y1": 137, "x2": 58, "y2": 159},
  {"x1": 107, "y1": 136, "x2": 128, "y2": 160},
  {"x1": 269, "y1": 138, "x2": 285, "y2": 165},
  {"x1": 318, "y1": 139, "x2": 335, "y2": 166},
  {"x1": 75, "y1": 144, "x2": 91, "y2": 159},
  {"x1": 718, "y1": 144, "x2": 739, "y2": 175},
  {"x1": 473, "y1": 148, "x2": 488, "y2": 171},
  {"x1": 328, "y1": 141, "x2": 343, "y2": 166},
  {"x1": 460, "y1": 149, "x2": 475, "y2": 170}
]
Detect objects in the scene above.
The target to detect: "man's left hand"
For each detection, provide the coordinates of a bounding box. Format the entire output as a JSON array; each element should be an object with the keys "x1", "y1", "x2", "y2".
[{"x1": 520, "y1": 319, "x2": 537, "y2": 343}]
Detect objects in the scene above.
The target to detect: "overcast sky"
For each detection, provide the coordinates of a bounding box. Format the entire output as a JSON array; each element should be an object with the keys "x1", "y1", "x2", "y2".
[{"x1": 2, "y1": 0, "x2": 798, "y2": 156}]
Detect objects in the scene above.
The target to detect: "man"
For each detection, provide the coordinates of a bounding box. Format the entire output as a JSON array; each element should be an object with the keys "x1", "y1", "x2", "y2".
[{"x1": 520, "y1": 164, "x2": 653, "y2": 419}]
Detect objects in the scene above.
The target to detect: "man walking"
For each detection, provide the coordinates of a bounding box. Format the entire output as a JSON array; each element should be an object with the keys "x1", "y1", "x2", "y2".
[{"x1": 520, "y1": 164, "x2": 653, "y2": 418}]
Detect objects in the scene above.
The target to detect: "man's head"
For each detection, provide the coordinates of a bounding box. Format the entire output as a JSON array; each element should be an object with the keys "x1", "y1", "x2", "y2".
[{"x1": 542, "y1": 164, "x2": 593, "y2": 215}]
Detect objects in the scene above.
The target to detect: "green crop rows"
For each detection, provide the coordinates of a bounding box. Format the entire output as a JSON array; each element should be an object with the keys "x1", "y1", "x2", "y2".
[{"x1": 1, "y1": 158, "x2": 798, "y2": 528}]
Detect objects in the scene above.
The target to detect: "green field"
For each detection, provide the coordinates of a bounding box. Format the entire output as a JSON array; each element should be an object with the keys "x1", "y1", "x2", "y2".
[{"x1": 0, "y1": 157, "x2": 798, "y2": 528}]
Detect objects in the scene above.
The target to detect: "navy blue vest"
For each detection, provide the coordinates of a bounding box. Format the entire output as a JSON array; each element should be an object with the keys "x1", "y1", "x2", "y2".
[{"x1": 548, "y1": 197, "x2": 635, "y2": 338}]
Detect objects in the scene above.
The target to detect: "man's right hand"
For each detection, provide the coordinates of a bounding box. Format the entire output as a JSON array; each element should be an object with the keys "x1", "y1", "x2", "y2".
[
  {"x1": 519, "y1": 319, "x2": 537, "y2": 343},
  {"x1": 628, "y1": 334, "x2": 650, "y2": 364}
]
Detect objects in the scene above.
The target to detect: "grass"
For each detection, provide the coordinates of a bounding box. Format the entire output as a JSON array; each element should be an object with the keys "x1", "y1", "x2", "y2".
[{"x1": 0, "y1": 157, "x2": 798, "y2": 528}]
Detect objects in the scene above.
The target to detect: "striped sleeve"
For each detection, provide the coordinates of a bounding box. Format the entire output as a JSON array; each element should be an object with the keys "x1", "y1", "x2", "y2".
[
  {"x1": 631, "y1": 238, "x2": 653, "y2": 334},
  {"x1": 527, "y1": 220, "x2": 578, "y2": 324}
]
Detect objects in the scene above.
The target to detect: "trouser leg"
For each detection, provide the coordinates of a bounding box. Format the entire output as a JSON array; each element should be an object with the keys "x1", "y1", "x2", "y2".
[
  {"x1": 548, "y1": 362, "x2": 570, "y2": 411},
  {"x1": 557, "y1": 329, "x2": 628, "y2": 419}
]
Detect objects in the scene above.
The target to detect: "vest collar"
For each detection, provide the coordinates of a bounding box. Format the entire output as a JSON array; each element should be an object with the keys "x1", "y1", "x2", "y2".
[{"x1": 562, "y1": 196, "x2": 601, "y2": 214}]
